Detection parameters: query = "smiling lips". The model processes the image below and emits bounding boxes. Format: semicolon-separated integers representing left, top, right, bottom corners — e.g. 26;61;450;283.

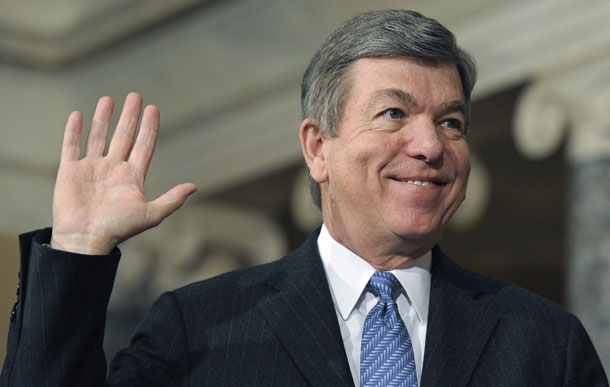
390;177;448;186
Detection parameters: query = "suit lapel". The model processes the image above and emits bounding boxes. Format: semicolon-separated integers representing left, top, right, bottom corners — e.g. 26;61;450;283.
421;247;499;387
256;231;354;387
256;236;500;387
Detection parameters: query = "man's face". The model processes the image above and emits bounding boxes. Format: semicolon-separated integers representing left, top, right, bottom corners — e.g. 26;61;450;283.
317;57;471;258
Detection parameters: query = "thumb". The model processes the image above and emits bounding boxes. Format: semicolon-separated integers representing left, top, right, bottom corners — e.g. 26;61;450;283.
146;183;198;227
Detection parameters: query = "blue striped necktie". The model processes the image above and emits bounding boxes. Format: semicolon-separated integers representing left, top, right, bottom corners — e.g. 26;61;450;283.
360;271;417;387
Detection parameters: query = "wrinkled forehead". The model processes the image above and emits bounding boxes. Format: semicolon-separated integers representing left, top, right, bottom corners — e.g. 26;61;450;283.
340;57;464;108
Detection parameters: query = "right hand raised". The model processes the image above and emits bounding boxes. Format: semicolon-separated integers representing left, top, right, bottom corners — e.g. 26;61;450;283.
51;92;198;255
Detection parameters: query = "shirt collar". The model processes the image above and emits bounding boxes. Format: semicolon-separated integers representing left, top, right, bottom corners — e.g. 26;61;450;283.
317;224;431;324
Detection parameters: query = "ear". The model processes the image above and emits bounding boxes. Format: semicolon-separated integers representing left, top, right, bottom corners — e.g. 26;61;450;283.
299;117;328;184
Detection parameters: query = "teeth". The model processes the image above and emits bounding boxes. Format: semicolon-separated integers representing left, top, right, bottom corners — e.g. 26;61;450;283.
407;180;431;186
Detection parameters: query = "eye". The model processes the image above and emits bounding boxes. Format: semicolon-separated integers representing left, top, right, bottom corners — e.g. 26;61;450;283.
382;108;404;120
441;118;464;132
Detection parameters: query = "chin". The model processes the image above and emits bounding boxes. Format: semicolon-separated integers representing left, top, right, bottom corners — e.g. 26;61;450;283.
390;224;442;243
386;212;446;242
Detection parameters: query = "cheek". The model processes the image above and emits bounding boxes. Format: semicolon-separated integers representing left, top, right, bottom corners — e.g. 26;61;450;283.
463;161;472;187
324;144;365;192
451;143;471;180
361;135;400;168
450;151;471;207
327;134;400;190
460;155;472;184
343;139;384;173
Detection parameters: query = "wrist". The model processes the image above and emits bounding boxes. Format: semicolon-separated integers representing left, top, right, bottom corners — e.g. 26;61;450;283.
50;231;115;255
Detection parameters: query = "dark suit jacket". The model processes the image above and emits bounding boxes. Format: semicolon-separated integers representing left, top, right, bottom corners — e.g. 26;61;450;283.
1;228;608;386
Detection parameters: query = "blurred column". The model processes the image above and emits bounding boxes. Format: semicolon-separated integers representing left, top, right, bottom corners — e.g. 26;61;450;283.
565;89;610;374
514;59;610;372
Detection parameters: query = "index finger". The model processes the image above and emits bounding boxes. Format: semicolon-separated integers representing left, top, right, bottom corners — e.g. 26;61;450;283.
61;111;83;163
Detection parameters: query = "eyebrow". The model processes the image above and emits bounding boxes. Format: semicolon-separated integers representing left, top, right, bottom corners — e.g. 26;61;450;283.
439;99;466;117
367;89;418;111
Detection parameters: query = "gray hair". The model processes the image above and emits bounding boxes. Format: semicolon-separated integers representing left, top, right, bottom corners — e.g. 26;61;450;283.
301;9;477;208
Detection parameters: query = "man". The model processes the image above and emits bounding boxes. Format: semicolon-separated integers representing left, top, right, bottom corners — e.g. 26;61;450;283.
1;9;607;387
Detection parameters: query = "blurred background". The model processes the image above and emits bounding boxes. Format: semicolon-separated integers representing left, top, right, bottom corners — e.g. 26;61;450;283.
0;0;608;372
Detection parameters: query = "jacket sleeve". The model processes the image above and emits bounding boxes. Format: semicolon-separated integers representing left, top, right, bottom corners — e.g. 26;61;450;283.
0;228;120;387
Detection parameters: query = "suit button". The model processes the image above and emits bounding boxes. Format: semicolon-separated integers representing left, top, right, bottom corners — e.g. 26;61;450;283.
10;303;17;322
11;270;20;321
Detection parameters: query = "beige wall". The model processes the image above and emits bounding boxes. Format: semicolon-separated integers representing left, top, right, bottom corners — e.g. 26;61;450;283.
0;233;19;364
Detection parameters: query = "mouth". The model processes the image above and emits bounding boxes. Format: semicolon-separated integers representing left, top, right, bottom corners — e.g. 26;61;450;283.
390;177;448;187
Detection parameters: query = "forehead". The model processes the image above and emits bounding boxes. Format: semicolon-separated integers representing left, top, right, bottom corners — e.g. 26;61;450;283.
343;57;464;108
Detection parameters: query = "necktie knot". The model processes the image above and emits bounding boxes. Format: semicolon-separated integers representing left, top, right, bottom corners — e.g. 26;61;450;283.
367;271;401;301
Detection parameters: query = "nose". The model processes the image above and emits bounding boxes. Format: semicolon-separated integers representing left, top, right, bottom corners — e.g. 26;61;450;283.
403;118;444;163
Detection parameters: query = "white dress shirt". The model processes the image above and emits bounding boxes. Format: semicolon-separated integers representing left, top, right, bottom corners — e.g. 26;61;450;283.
317;225;431;386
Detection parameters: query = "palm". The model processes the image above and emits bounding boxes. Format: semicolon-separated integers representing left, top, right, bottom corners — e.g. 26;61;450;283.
51;93;197;254
54;158;148;246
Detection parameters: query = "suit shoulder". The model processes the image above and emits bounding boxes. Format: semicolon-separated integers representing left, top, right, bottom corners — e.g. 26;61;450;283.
477;269;576;327
436;251;572;321
480;271;565;311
